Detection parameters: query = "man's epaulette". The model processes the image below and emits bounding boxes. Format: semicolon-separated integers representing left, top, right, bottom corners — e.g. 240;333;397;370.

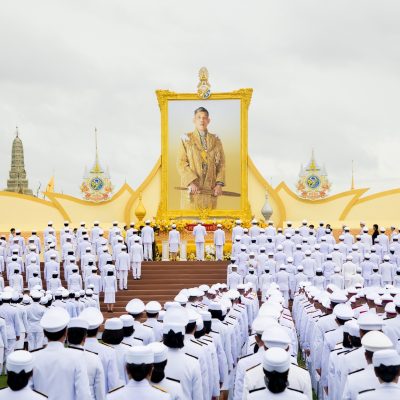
359;388;375;394
343;347;358;356
166;377;180;383
325;328;336;334
337;349;350;356
33;389;48;397
246;362;261;372
85;349;98;355
143;324;153;329
108;385;124;394
190;339;203;346
239;353;252;360
152;384;168;393
249;386;265;393
185;353;198;360
133;336;144;342
349;368;364;375
30;347;44;353
101;342;113;348
68;346;83;351
202;338;213;343
121;342;132;347
288;387;304;393
211;329;219;334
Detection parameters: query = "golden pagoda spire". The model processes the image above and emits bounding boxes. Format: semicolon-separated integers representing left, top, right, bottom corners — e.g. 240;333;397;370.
309;148;317;170
351;160;355;190
92;127;102;174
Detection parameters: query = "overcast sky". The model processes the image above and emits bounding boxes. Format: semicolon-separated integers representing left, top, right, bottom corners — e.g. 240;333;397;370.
1;0;399;197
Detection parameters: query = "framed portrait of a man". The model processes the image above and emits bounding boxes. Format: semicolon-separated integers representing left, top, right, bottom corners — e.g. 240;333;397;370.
156;88;252;219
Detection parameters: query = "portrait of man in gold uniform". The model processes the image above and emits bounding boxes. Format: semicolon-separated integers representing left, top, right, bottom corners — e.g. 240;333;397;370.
177;107;226;209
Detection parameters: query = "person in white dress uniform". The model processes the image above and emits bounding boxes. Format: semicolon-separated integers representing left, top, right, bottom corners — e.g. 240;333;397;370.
141;220;155;261
213;224;225;261
168;225;181;261
0;350;47;399
193;223;207;261
115;246;130;290
131;238;144;280
248;348;307;399
106;346;171;399
357;349;400;399
32;307;91;400
103;271;117;313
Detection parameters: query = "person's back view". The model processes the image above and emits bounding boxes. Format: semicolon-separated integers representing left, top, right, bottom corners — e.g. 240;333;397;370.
32;307;91;400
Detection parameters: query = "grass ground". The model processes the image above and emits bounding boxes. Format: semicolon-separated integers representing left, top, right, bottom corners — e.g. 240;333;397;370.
0;375;6;389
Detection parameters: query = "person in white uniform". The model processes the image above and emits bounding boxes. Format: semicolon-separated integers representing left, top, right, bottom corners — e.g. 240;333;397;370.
107;346;170;399
115;246;130;290
193;223;207;261
0;350;47;399
357;349;400;399
131;237;144;280
141;220;155;261
213;224;225;261
248;348;307;399
168;224;181;261
103;270;117;313
32;307;91;400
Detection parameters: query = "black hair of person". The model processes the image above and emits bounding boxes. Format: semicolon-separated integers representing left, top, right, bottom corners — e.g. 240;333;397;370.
123;326;134;338
194;107;209;116
203;321;212;334
7;370;32;391
185;322;196;334
146;312;158;319
151;360;167;383
67;327;87;345
87;327;99;337
102;329;124;345
126;363;153;382
194;328;205;339
263;369;289;394
163;331;184;349
374;364;400;383
343;332;352;348
349;335;362;348
209;309;224;321
44;328;67;341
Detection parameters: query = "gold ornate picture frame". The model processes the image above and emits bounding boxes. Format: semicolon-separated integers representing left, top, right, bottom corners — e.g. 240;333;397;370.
156;88;253;220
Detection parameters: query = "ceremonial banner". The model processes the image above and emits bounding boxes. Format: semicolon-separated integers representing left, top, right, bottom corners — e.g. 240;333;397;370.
156;88;252;219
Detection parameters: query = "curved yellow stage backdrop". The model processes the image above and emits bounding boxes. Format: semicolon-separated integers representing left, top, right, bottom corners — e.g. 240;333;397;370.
0;155;398;233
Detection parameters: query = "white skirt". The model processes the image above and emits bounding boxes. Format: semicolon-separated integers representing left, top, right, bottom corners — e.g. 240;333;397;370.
104;292;115;304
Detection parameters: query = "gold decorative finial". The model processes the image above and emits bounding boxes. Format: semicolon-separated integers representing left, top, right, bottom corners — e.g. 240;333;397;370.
135;193;146;223
15;126;19;138
93;127;101;174
309;149;317;170
197;67;211;99
351;160;355;190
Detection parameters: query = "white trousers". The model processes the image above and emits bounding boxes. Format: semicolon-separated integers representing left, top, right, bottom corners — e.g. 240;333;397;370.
6;339;16;358
28;331;44;351
196;242;205;261
215;245;224;260
15;332;26;350
132;262;142;278
143;243;152;260
119;270;128;289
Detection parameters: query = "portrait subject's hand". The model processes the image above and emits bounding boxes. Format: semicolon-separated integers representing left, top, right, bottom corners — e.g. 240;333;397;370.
189;182;200;194
213;184;223;196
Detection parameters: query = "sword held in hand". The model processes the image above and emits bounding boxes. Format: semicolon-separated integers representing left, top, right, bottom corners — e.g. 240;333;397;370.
174;186;241;197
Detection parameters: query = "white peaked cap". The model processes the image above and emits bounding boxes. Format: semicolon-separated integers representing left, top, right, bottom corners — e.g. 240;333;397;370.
68;318;89;330
262;326;291;349
145;301;162;313
361;331;393;352
40;307;70;332
79;307;104;329
104;318;123;330
262;347;290;373
148;342;168;363
120;314;134;327
125;346;154;364
373;349;400;367
126;298;145;314
6;350;34;373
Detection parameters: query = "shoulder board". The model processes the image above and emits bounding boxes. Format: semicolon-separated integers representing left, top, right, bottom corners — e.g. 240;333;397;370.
343;347;358;355
121;342;132;347
337;349;350;356
166;376;180;383
33;389;48;397
143;324;153;329
202;338;213;343
190;339;203;346
250;342;256;347
152;384;167;393
246;362;261;372
30;346;44;353
331;346;343;352
228;315;237;319
325;328;336;333
359;388;375;394
68;346;83;351
349;367;364;375
225;321;234;325
237;304;245;308
288;387;304;393
101;342;113;348
249;386;266;393
211;329;219;334
108;385;124;394
85;349;98;355
240;353;252;360
185;353;198;360
133;336;144;342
